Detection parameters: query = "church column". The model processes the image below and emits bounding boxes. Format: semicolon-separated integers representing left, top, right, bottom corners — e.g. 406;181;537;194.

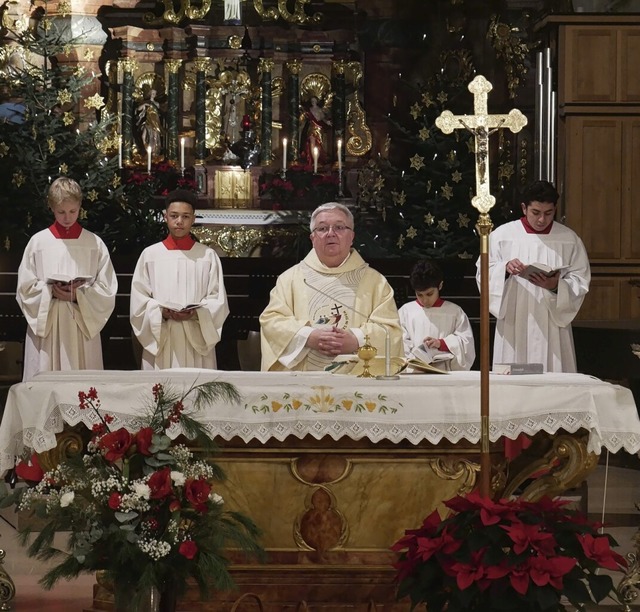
165;59;183;165
285;59;302;162
332;60;347;148
119;58;138;166
193;57;211;166
259;58;274;166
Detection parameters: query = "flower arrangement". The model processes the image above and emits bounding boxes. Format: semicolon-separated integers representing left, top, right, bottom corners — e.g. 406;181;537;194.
259;164;339;210
3;381;262;609
392;491;628;612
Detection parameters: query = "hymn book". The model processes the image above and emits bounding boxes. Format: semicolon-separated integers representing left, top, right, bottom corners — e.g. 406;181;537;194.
518;263;567;282
46;274;93;284
158;301;203;312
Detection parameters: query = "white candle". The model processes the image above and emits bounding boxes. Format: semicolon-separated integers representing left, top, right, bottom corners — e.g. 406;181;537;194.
337;138;342;173
282;137;287;171
118;135;122;169
313;146;319;174
180;137;185;170
147;145;152;174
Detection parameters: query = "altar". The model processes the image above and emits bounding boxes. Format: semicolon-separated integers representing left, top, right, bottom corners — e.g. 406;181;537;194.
2;370;640;611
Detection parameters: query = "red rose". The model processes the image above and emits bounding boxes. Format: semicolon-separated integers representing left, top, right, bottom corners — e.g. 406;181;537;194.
179;540;198;560
169;499;181;513
184;478;211;513
15;453;44;484
108;492;122;510
147;467;173;500
98;428;132;462
135;428;154;456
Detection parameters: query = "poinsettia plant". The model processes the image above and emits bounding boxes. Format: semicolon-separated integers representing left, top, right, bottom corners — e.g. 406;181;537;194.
259;163;339;210
2;381;263;608
392;491;627;612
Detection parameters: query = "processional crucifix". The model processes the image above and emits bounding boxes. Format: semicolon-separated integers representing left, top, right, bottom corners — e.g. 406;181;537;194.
435;75;527;498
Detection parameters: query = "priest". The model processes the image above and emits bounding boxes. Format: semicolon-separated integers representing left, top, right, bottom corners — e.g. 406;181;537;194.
477;180;590;372
260;202;403;372
16;177;117;381
130;189;229;369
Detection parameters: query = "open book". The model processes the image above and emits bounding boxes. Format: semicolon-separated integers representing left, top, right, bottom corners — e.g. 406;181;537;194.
326;353;448;376
158;301;203;312
46;274;93;284
518;263;567;281
412;344;454;365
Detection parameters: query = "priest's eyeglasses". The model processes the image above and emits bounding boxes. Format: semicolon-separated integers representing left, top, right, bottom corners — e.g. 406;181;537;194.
312;224;353;236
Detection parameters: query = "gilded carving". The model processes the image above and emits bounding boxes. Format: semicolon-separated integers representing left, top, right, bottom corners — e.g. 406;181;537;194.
119;58;138;74
0;550;15;609
430;458;479;495
258;58;275;74
345;61;372;157
165;59;182;75
228;35;242;50
253;0;322;24
37;429;86;473
286;60;302;76
192;226;301;257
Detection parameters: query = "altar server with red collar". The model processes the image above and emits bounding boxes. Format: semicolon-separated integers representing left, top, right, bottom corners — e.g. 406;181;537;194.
130;189;228;370
16;177;117;381
477;180;590;372
399;260;475;371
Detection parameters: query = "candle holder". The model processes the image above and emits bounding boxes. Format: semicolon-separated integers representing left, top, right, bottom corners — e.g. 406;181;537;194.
280;168;287;180
338;167;344;198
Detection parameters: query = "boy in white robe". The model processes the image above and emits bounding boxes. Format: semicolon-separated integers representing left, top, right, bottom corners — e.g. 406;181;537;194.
477;180;590;373
16;177;117;381
399;260;475;371
260;202;403;372
130;189;229;370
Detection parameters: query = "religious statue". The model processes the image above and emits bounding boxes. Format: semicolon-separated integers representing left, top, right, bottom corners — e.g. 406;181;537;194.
229;114;260;170
300;96;332;171
135;85;164;158
224;0;241;24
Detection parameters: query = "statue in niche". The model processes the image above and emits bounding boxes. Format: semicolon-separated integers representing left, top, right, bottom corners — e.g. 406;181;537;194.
299;72;333;171
224;0;241;24
135;84;164;158
230;114;260;170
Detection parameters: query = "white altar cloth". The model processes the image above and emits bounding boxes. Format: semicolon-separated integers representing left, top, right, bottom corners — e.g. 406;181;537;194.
1;369;639;474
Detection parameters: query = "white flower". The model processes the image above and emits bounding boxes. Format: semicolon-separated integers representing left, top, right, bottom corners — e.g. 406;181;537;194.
132;482;151;500
171;471;186;486
60;491;75;507
210;492;224;505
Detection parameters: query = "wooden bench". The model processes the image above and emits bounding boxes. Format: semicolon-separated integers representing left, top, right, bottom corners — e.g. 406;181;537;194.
0;254;484;374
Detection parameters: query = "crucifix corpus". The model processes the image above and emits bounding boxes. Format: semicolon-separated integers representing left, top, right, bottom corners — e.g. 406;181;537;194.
435;75;527;498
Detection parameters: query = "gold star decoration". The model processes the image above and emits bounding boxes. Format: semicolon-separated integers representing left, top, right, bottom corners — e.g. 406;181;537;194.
63;44;73;56
396;234;405;249
83;48;95;62
60;163;69;175
84;93;105;110
57;89;73;106
391;190;407;206
74;65;86;77
48;137;56;154
58;0;71;16
458;251;474;260
409;154;425;171
410;103;422;120
498;162;515;181
63;112;75;126
41;18;52;32
79;208;87;220
112;175;122;188
418;127;430;142
87;189;99;202
374;176;385;191
406;226;418;239
457;213;471;228
424;213;435;226
441;182;453;200
12;170;25;188
466;139;475;154
452;170;463;183
437;91;448;105
447;150;457;164
438;218;450;231
421;92;435;107
0;142;8;157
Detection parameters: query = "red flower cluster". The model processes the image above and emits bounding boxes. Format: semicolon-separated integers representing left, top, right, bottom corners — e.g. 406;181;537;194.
392;491;627;612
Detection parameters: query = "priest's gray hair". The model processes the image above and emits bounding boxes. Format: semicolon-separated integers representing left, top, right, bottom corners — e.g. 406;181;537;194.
47;177;82;208
310;202;354;231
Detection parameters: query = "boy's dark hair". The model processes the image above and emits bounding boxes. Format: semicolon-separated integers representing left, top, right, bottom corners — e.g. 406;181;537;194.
165;189;197;211
410;260;443;292
520;180;559;207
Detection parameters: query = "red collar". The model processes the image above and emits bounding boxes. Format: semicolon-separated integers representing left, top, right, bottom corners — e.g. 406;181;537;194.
49;222;82;239
520;216;553;235
162;235;196;250
417;297;444;308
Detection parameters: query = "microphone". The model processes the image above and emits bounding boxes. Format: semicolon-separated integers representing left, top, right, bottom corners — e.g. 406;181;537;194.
303;278;400;380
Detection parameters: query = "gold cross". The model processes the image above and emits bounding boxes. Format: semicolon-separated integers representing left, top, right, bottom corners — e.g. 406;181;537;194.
435;75;527;215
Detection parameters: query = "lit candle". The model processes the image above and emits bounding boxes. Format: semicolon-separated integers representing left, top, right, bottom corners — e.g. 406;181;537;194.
118;135;122;169
147;145;152;174
313;146;319;174
337;138;342;173
282;137;287;171
180;137;185;170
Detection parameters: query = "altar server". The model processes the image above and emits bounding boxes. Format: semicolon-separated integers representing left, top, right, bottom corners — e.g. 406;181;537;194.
260;202;403;372
130;189;228;370
399;260;475;371
477;180;590;372
16;177;117;381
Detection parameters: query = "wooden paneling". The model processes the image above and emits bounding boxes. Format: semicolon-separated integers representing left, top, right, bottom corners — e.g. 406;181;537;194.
622;118;640;260
619;29;640;102
576;277;620;321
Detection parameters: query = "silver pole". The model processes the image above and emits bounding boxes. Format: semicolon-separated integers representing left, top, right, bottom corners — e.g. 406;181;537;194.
535;51;544;180
550;90;557;185
544;48;553;182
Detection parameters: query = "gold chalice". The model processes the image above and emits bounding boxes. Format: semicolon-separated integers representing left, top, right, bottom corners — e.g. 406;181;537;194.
357;335;377;378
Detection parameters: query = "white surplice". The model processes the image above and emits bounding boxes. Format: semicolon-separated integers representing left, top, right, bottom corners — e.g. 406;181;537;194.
130;242;229;370
398;300;476;371
16;228;117;381
477;219;591;372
